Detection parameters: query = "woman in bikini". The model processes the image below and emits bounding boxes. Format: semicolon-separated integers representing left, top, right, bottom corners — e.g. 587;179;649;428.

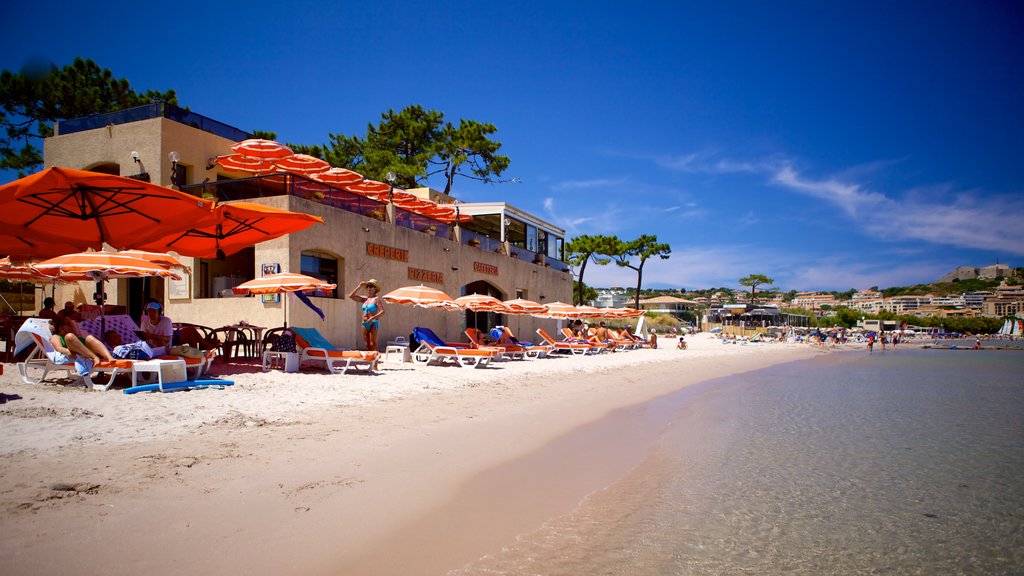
348;279;384;351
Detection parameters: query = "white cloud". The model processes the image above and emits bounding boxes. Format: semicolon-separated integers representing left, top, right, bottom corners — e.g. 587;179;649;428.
771;165;1024;255
549;177;629;191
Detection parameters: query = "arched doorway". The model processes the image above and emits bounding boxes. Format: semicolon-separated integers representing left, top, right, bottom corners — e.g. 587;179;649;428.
461;280;505;333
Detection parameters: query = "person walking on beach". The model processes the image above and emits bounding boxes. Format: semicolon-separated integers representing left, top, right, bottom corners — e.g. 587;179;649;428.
349;279;384;352
867;333;875;353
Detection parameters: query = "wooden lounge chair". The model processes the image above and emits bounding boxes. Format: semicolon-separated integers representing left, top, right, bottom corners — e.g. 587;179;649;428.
290;327;379;374
412;327;497;368
14;320;134;390
535;328;597;355
500;326;553;359
465;327;525;360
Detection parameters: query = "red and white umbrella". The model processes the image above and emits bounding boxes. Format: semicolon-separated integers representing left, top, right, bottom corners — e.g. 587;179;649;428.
502;298;548;315
232;272;336;295
215;154;278;174
382;285;460;310
314;167;364;186
343;180;391;194
454;294;510;313
273;154;331;176
118;250;189;273
32;252;181;282
231;139;294;160
232;272;337;327
533;301;585;319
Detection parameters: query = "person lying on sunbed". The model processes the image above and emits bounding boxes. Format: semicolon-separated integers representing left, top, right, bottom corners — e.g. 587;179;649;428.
49;317;115;375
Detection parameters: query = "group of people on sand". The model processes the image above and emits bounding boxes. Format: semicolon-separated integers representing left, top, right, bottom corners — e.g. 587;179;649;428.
566;319;657;350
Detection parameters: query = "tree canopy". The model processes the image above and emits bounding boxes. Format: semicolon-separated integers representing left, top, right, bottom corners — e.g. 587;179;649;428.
739;274;775;302
565;234;619;305
610;235;672;309
0;57;177;175
292;104;511;196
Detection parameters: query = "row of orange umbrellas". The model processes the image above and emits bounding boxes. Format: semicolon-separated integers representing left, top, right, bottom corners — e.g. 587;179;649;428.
379;285;643;319
216;138;471;226
0;167;323;261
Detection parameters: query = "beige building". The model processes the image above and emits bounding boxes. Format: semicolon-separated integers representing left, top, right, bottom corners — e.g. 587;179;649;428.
636;295;696;316
40;103;573;347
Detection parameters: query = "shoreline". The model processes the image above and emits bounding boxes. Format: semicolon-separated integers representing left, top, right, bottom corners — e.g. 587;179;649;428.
1;334;821;575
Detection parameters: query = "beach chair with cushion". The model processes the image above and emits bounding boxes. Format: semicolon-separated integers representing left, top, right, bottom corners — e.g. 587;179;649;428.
14;319;135;390
535;328;597;355
290;327;379;374
465;327;524;360
411;327;497;368
500;326;553;359
559;327;610;353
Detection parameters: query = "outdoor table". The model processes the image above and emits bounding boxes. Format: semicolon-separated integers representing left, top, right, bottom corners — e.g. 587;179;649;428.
228;323;266;357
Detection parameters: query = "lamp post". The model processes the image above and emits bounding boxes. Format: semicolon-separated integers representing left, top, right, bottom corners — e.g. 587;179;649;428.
168;151;181;188
386;171;396;204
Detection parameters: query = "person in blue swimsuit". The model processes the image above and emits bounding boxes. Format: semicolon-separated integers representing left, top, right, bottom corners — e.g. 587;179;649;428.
348;279;384;351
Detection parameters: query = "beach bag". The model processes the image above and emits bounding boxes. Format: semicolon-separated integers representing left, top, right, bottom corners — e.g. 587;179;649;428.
269;332;296;353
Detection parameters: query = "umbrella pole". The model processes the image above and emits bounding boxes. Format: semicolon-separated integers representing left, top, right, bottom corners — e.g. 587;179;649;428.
283;292;288;328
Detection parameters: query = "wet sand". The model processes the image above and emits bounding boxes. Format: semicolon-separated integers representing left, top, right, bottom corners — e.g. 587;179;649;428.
0;334;821;575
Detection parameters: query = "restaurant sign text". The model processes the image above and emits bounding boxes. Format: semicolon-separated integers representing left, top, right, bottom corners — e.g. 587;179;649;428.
408;267;444;284
367;242;409;262
473;262;499;276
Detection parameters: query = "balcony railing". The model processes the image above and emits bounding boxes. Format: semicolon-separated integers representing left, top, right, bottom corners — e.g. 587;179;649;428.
57;102;251;142
394;207;451;239
462;229;501;253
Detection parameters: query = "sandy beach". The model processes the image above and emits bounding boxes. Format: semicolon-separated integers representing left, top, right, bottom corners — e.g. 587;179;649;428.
0;334;821;575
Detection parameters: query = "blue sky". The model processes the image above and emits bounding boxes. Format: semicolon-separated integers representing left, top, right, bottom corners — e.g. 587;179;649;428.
4;1;1022;292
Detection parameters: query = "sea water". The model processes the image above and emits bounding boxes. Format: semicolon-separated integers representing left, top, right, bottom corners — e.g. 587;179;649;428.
454;349;1024;575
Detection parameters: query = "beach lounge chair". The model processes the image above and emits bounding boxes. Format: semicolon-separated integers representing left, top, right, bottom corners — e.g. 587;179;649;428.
14;319;135;390
586;328;635;351
411;327;497;368
465;327;524;360
290;327;379;374
559;327;610;353
535;328;597;355
500;326;553;359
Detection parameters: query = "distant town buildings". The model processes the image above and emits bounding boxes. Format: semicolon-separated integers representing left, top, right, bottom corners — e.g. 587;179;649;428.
788;283;1023;319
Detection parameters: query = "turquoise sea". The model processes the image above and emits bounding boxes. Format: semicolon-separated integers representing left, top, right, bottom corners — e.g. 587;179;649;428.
454;349;1024;575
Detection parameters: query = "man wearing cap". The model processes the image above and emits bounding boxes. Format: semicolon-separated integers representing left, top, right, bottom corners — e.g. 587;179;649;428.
140;301;173;355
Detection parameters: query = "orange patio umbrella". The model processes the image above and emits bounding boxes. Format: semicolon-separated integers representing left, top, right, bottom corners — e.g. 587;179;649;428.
0;167;214;253
0;234;89;261
313;167;364;186
231;272;337;327
215;154;278;174
136;201;323;259
382;285;461;310
273;154;330;176
231;139;294;159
